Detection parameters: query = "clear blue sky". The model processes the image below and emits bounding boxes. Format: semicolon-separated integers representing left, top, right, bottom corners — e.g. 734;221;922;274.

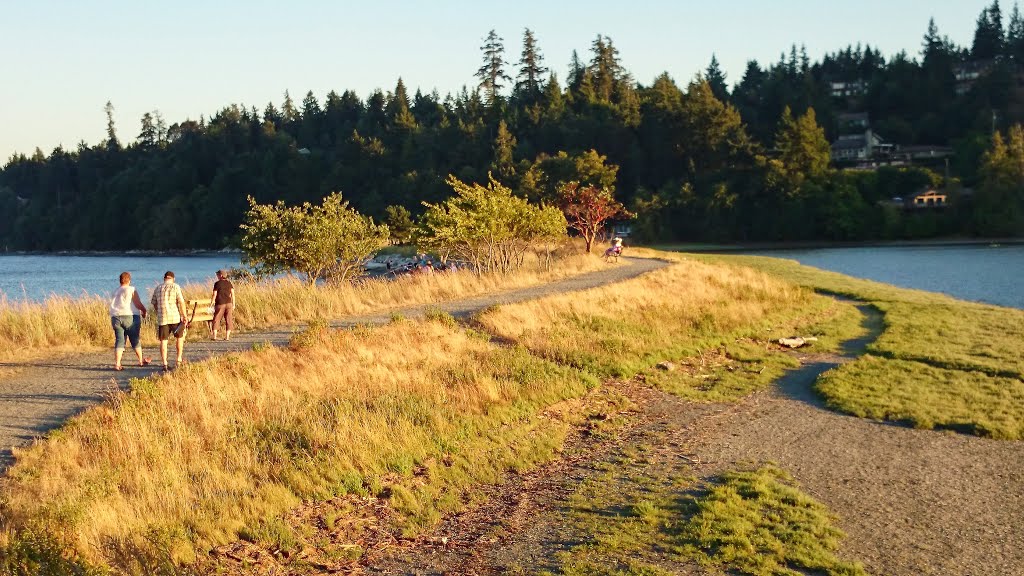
0;0;993;161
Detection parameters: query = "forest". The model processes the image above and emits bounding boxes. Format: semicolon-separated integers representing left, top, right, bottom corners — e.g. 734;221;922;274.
1;1;1023;250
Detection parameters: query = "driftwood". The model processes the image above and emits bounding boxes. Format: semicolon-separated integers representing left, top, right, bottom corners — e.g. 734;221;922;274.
778;336;819;349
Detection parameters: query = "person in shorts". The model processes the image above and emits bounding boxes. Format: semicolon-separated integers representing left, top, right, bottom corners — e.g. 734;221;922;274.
150;270;187;371
210;269;235;341
109;271;151;370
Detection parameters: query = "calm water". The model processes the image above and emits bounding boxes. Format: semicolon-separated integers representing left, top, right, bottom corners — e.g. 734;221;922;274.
1;246;1021;309
745;244;1024;309
0;254;242;303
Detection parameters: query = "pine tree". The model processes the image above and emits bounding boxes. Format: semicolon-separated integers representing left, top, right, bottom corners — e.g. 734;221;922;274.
705;54;729;101
491;119;516;179
138;112;157;148
263;102;281;126
281;91;299;124
154;110;168;145
588;35;624;102
567;50;585;91
386;78;417;130
104;101;120;150
973;1;1006;59
476;29;511;107
1007;2;1024;60
773;106;831;191
514;28;548;103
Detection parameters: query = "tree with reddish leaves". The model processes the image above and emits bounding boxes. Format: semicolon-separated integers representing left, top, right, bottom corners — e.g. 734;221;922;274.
558;181;631;253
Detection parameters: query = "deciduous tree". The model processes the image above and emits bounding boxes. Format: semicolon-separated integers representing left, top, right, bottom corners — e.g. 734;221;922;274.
240;192;389;284
419;174;566;272
557;181;631;252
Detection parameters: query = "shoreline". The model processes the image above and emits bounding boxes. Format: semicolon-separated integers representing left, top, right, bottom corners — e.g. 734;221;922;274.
653;237;1024;253
0;248;241;257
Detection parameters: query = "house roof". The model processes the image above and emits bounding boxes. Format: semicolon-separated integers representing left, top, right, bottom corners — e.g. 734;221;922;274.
909;188;948;198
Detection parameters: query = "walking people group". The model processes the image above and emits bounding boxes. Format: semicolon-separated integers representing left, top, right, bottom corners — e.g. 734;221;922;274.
108;269;237;372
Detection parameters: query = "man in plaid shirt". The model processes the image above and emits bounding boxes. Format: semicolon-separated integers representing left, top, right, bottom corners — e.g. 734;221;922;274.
150;270;187;371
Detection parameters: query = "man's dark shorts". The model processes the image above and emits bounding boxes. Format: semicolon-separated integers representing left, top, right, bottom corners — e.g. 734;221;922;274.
157;323;185;340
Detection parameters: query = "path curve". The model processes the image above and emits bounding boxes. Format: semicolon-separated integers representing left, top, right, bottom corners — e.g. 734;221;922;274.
362;302;1024;576
0;257;668;472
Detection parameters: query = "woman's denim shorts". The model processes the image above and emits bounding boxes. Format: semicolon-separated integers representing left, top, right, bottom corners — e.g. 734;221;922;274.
111;315;142;350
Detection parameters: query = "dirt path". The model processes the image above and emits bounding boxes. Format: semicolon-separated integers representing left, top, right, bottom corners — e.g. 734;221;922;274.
0;257;667;472
364;305;1024;576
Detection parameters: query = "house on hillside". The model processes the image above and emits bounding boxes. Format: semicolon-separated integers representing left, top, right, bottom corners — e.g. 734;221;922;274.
830;80;867;98
892;145;954;162
908;188;948;208
831;130;893;162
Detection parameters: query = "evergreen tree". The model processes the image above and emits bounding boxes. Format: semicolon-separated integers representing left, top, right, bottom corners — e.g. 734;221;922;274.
491;119;517;179
772;106;832;192
263;102;282;126
705;54;729;101
567;50;585;91
1007;2;1024;60
281;91;299;124
104;101;119;150
514;28;548;103
476;29;511;107
138;112;157;148
386;78;417;130
973;1;1006;59
154;110;168;145
588;35;624;102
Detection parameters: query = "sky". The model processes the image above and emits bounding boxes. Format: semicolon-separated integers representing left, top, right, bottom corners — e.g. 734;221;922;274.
0;0;995;161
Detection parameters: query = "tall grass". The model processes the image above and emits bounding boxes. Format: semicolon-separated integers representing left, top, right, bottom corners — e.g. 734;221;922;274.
1;319;596;573
476;250;863;386
0;252;856;574
0;251;605;368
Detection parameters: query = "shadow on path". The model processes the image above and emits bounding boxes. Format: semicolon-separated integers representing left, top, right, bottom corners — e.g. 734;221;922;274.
775;303;884;409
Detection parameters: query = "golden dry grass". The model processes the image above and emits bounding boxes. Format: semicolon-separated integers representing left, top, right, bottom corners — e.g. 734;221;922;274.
1;319;595;572
0;252;855;574
0;251;605;369
475;251;858;380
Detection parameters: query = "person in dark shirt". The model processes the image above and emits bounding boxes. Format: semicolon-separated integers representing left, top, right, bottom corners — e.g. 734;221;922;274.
210;269;236;341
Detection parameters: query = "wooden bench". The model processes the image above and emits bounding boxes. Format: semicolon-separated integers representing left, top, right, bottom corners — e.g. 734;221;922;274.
185;299;215;326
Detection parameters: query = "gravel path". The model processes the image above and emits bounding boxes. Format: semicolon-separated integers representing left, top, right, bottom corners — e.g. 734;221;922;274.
0;257;667;472
365;305;1024;576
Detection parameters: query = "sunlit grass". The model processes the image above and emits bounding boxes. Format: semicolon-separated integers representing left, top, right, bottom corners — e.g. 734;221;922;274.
700;254;1024;439
477;250;864;398
0;318;596;573
547;464;866;576
0;250;605;369
0;251;868;574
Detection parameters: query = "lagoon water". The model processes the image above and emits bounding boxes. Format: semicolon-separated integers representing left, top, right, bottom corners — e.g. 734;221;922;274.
745;243;1024;309
1;245;1021;309
0;254;242;304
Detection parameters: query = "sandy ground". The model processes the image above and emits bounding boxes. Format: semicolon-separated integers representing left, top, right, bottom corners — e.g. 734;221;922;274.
0;257;667;472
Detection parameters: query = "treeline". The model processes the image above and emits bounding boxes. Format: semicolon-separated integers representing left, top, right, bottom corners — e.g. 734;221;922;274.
2;2;1024;250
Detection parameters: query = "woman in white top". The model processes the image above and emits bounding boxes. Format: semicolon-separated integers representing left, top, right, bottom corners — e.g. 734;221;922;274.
110;271;151;370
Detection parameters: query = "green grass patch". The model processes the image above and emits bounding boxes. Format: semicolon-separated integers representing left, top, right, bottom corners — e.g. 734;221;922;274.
818;355;1024;439
698;254;1024;439
644;340;801;402
550;464;866;576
